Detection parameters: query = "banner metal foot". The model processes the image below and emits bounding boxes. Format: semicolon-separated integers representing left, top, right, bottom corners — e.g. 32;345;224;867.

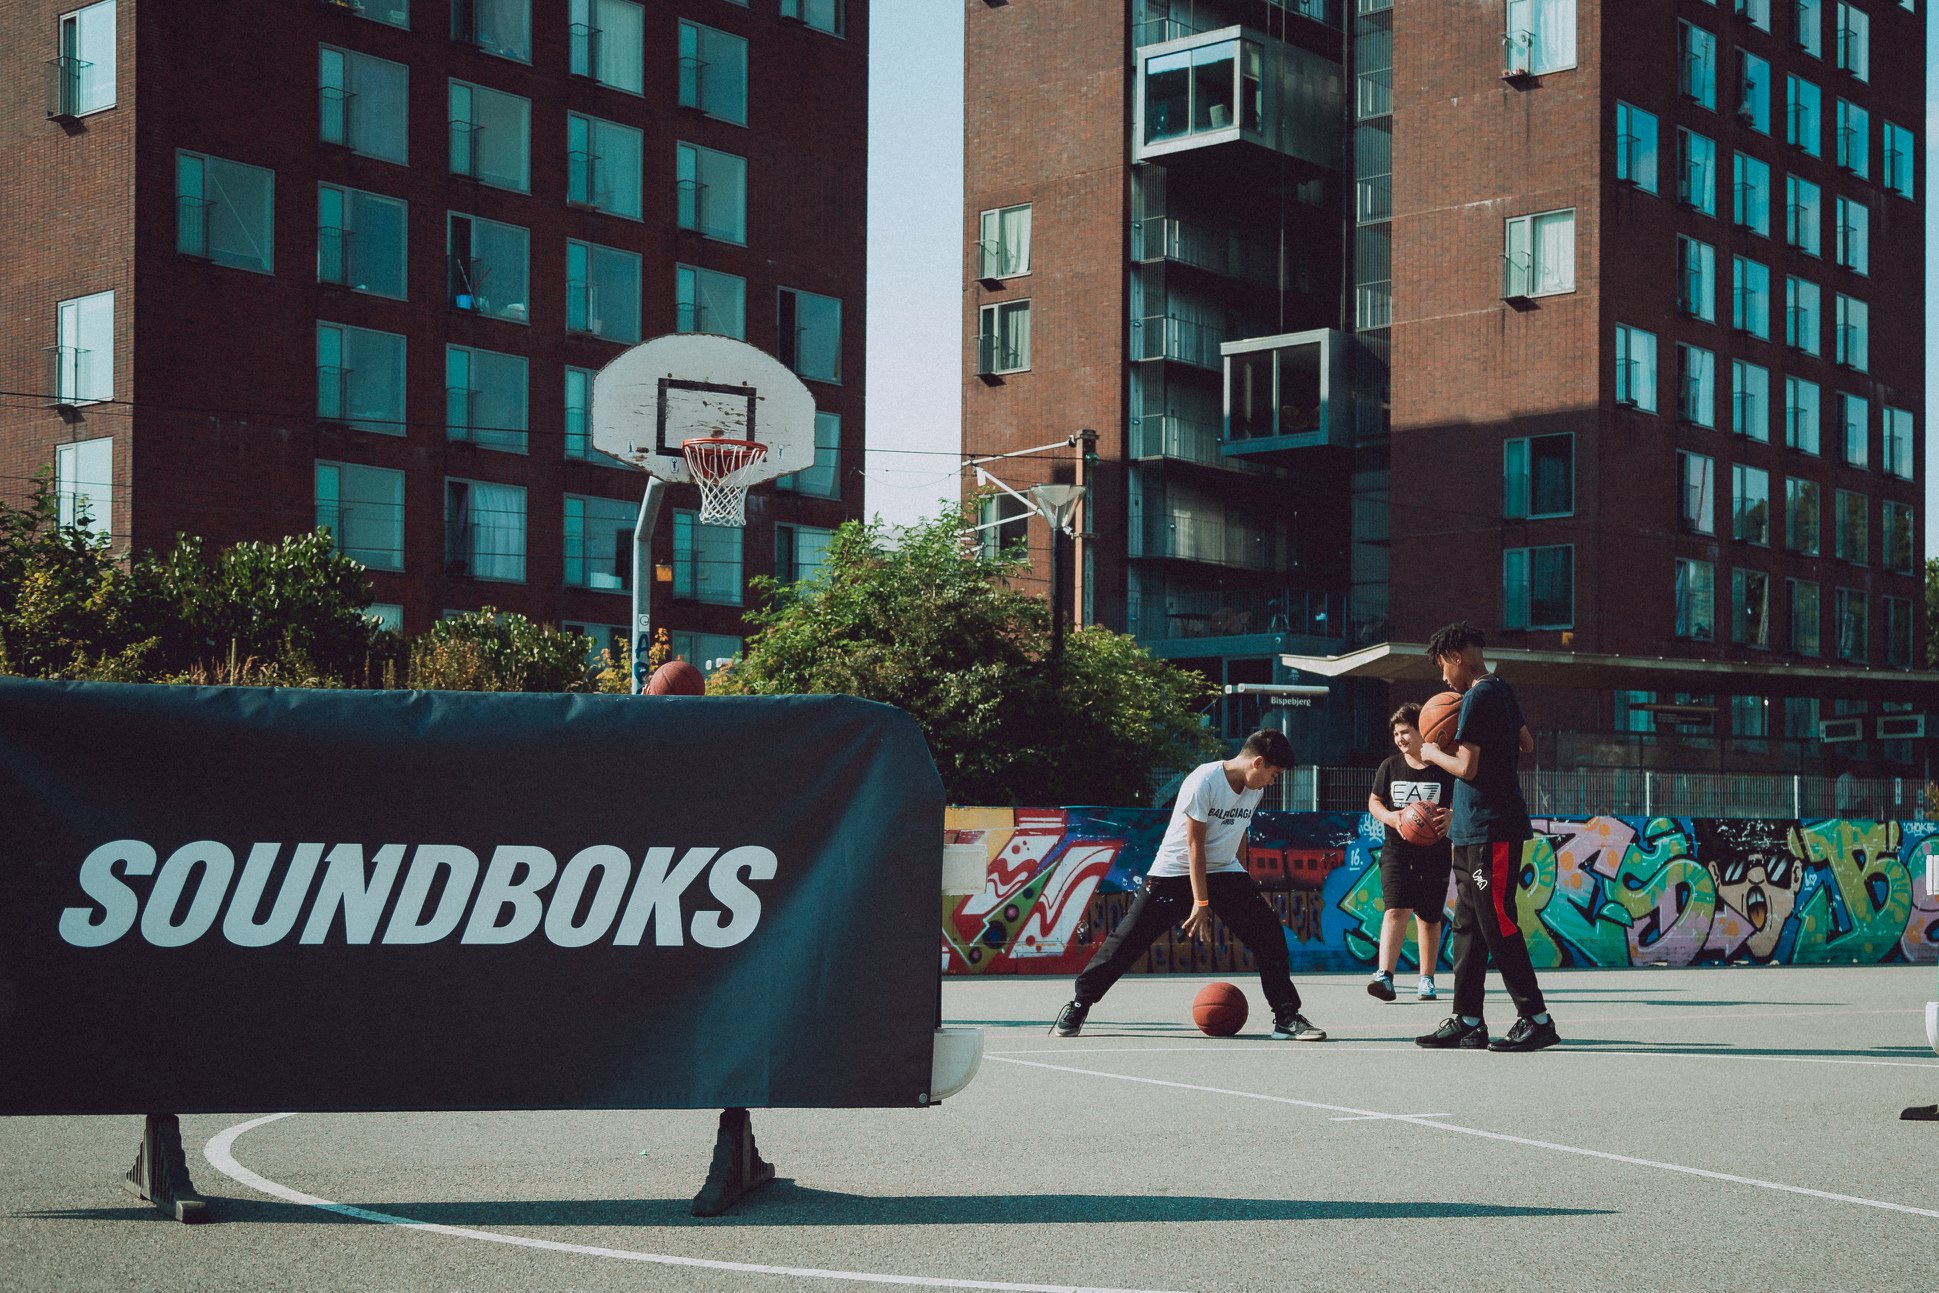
690;1107;775;1217
121;1114;211;1223
1901;1104;1939;1121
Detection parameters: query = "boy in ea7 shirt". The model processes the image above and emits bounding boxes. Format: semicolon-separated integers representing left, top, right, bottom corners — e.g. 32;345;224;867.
1053;729;1327;1041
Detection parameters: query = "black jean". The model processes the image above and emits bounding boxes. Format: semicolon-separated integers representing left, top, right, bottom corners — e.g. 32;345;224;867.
1449;840;1548;1021
1073;871;1300;1016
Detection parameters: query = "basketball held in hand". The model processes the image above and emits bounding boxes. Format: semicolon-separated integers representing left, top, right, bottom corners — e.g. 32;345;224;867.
1397;799;1449;847
1191;982;1248;1037
1418;690;1462;748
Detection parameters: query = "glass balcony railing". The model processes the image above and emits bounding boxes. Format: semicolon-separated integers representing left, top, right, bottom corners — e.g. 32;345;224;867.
1132;216;1278;286
1133;315;1226;370
1132;511;1291;572
1131;414;1226;467
1131;585;1347;643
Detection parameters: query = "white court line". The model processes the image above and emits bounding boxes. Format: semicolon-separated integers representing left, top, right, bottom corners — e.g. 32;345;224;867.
989;1044;1939;1070
987;1056;1939;1221
202;1114;1186;1293
1329;1113;1447;1122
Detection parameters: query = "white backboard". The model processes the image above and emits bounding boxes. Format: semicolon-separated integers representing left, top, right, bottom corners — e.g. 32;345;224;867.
591;333;818;485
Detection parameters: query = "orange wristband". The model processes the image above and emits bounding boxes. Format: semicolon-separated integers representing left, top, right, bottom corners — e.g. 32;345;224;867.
1195;899;1210;907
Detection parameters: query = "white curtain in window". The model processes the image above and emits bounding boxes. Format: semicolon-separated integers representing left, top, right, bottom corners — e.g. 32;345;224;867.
68;1;116;112
999;206;1032;276
1529;0;1576;72
597;0;646;92
348;54;409;163
1533;211;1573;294
1001;302;1032;370
474;0;532;59
468;482;525;581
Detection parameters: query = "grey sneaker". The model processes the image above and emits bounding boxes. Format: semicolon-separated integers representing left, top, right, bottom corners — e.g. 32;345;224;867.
1270;1011;1327;1041
1051;1000;1089;1037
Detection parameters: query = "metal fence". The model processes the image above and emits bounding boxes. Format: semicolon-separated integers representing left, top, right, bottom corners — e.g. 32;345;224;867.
1263;766;1935;820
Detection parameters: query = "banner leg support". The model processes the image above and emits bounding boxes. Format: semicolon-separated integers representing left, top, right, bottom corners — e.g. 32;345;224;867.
121;1114;211;1223
690;1107;775;1217
1901;1104;1939;1121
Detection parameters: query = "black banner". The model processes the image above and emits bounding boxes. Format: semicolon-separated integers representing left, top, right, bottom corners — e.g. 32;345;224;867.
0;679;943;1115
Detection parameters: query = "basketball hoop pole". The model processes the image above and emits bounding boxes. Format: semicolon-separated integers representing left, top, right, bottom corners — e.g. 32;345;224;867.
629;477;669;694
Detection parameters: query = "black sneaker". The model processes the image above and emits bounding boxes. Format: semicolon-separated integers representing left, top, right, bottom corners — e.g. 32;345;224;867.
1269;1011;1327;1041
1051;1000;1089;1037
1488;1016;1560;1052
1366;974;1397;1002
1415;1016;1489;1049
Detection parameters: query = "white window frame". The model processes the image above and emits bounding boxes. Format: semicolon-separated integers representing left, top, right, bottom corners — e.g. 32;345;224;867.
1504;208;1575;298
315;460;405;572
56;2;116;117
55;435;112;539
1505;0;1578;76
979;204;1034;280
978;300;1033;375
54;290;113;405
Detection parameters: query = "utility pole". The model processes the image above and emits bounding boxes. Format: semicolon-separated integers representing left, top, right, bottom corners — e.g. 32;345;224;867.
1073;428;1097;628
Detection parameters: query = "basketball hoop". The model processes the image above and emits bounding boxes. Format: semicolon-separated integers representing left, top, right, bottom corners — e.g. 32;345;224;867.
683;437;769;527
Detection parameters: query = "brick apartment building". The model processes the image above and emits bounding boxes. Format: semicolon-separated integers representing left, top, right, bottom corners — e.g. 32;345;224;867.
1;0;866;669
964;0;1932;775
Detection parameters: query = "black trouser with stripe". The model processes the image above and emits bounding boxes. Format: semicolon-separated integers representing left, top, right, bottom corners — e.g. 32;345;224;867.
1449;840;1548;1021
1073;872;1300;1016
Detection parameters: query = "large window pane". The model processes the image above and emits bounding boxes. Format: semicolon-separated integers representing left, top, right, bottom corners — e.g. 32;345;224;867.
680;21;748;124
566;240;642;343
454;0;531;62
564;494;636;591
567;113;643;220
776;411;840;498
316;461;405;571
447;212;530;324
677;142;747;244
55;290;113;404
55;435;112;538
449;80;530;193
781;0;843;36
779;288;841;383
58;1;116;115
445;478;526;581
176;151;274;274
446;345;528;452
673;510;743;605
318;184;407;298
675;264;746;338
571;0;645;93
320;46;409;164
317;322;406;434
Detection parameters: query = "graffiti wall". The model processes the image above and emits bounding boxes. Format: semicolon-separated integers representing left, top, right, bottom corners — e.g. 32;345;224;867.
942;809;1939;975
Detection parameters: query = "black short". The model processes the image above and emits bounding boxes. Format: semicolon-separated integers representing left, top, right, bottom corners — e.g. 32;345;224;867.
1379;844;1452;914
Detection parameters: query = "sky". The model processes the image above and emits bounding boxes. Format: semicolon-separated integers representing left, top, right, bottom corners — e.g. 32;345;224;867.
864;7;1938;557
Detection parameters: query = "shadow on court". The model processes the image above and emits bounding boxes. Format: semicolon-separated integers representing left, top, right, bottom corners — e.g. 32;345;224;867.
18;1191;1614;1228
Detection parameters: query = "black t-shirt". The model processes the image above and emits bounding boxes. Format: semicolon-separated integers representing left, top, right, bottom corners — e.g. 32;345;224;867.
1372;754;1455;865
1449;674;1531;845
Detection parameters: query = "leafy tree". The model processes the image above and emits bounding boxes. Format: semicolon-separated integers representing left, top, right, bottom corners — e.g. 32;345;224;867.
1926;558;1938;670
0;479;150;680
127;530;390;682
711;511;1217;804
409;609;604;693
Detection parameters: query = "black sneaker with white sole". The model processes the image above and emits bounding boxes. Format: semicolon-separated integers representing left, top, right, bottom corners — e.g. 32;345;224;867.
1487;1016;1561;1052
1415;1016;1489;1049
1366;973;1397;1002
1051;1000;1090;1037
1269;1011;1327;1041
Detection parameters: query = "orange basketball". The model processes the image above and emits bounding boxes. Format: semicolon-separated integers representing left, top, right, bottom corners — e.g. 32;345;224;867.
1418;690;1463;748
1191;982;1248;1037
645;660;706;695
1397;799;1448;847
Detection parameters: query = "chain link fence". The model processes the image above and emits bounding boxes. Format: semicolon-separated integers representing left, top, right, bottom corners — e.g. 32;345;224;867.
1263;766;1935;820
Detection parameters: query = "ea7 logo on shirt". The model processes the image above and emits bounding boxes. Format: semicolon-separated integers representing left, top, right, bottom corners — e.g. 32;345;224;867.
1471;867;1489;891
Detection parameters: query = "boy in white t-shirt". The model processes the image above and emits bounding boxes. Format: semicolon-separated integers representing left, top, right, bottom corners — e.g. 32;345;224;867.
1052;730;1327;1041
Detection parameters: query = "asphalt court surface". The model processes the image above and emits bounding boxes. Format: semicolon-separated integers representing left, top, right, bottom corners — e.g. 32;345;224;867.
4;965;1937;1292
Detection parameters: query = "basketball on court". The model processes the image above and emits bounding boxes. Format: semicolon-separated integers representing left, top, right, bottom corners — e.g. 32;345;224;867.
645;660;706;696
1397;799;1448;847
1191;982;1248;1037
1418;690;1462;747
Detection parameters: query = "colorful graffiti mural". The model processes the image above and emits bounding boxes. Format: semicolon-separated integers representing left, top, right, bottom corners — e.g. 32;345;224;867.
943;809;1939;975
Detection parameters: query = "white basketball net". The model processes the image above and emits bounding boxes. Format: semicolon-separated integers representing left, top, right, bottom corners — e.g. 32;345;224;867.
683;438;769;527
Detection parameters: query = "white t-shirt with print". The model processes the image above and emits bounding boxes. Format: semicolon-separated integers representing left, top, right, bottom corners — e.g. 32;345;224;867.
1147;760;1259;879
